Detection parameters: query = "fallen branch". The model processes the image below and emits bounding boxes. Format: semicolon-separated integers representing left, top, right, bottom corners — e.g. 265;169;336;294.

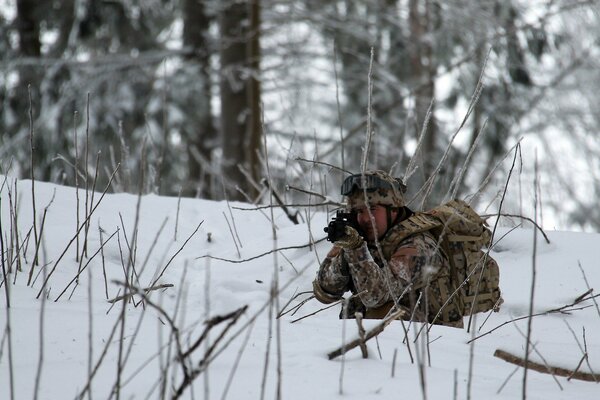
327;307;407;360
494;349;600;382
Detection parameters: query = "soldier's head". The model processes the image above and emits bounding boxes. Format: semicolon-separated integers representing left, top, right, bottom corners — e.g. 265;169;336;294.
341;170;406;241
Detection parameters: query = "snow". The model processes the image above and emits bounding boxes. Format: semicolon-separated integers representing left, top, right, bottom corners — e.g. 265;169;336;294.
1;177;599;400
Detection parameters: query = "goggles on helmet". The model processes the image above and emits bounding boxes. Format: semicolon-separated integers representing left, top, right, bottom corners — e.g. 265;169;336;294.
340;173;401;196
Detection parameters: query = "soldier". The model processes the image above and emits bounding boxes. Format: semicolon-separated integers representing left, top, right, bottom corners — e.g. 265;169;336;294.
313;170;465;328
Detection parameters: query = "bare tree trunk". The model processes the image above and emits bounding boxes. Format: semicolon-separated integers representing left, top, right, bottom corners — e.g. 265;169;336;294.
247;0;262;194
15;0;43;179
183;0;216;198
409;0;438;206
219;0;262;201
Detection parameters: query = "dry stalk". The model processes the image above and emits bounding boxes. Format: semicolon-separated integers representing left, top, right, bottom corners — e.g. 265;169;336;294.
467;139;523;203
220;319;256;400
138;216;169;278
413;322;428;400
86;257;93;400
361;47;375;171
83;93;91;258
117;121;131;192
403;100;434;185
564;321;597;382
512;321;563;390
285;184;328;202
466;142;522;332
481;213;550;244
497;346;533;395
277;291;313;319
568;328;589;381
33;280;47;400
328;307;407;360
333;40;345;171
77;307;122;400
28;85;39;267
114;259;128;400
222;212;241;259
261;178;299;225
54;229;119;301
0;197;15;400
233;200;341;211
199;239;325;265
74;110;80;263
8;180;22;274
576;261;600;319
28;189;55;286
171;306;248;399
36;164;120;299
174;187;182;241
391;348;398;377
468;290;600;343
522;152;540;399
294;158;351;176
355;312;368;358
118;213;142;291
150;220;203;287
98;223;109;299
261;107;283;400
447;118;487;201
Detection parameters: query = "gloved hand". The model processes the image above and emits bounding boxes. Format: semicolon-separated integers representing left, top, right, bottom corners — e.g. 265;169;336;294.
334;226;364;249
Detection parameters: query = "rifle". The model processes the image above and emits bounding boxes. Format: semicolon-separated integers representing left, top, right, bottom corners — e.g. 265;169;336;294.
324;210;361;242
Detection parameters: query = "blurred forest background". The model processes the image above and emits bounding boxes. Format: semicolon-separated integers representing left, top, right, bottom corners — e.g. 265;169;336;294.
1;0;599;230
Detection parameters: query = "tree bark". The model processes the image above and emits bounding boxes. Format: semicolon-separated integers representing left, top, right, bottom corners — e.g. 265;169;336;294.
247;0;262;193
219;0;262;201
183;0;216;198
409;0;438;203
494;349;600;383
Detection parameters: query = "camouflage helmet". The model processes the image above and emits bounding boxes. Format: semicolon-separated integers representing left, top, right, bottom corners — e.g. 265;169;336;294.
342;170;405;209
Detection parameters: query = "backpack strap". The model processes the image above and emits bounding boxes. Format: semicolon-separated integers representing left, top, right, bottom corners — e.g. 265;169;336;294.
380;213;442;260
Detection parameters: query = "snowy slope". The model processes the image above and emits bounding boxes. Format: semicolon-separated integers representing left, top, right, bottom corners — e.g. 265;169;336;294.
1;177;599;400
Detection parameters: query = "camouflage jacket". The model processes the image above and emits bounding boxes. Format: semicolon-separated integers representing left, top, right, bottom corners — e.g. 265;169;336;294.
313;224;464;327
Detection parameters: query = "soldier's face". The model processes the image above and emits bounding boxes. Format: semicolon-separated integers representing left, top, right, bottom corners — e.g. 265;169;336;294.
355;205;392;241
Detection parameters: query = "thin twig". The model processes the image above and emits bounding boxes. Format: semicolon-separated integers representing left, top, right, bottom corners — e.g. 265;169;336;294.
294;158;351;176
355;312;368;358
54;229;119;301
36;164;120;299
28;85;39;267
468;290;600;343
150;221;204;287
522;152;540;399
328;307;407;360
0;197;15;400
222;212;241;259
576;261;600;319
482;212;550;244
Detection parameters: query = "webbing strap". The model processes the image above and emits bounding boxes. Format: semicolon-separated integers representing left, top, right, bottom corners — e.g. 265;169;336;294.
436;277;451;323
447;234;483;242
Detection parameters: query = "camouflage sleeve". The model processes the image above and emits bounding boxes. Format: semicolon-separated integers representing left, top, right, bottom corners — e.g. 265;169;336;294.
342;232;447;309
388;233;445;291
343;242;400;308
313;246;351;304
389;232;464;325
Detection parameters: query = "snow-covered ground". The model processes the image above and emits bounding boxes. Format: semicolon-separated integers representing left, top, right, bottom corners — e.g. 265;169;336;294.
1;177;599;399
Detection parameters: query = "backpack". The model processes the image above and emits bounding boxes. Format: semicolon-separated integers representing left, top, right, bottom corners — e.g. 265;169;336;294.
383;199;502;317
